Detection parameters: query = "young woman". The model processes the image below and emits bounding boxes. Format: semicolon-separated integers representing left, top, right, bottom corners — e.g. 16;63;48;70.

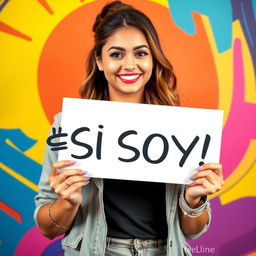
34;1;224;255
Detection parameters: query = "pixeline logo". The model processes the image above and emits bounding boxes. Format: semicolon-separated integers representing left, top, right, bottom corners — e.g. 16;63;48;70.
190;245;215;254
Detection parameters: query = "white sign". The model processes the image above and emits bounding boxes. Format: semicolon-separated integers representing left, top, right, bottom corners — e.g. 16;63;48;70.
56;98;223;184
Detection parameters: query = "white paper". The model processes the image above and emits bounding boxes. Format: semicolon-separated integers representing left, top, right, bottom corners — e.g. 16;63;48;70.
56;98;223;184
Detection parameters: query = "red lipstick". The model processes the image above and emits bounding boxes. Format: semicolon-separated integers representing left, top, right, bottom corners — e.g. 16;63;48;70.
117;73;142;84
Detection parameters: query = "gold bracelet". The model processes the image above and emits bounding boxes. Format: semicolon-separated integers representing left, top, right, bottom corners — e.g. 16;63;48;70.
48;201;67;229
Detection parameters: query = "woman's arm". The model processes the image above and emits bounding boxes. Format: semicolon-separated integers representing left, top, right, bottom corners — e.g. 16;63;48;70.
36;160;90;239
179;163;223;236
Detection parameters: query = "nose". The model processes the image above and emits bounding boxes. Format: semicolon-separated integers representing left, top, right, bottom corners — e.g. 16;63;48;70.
123;55;136;71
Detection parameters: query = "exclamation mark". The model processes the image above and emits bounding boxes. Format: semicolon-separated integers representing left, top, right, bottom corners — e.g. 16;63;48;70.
199;134;211;166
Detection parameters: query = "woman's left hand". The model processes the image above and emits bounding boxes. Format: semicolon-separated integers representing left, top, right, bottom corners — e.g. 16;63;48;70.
185;163;224;207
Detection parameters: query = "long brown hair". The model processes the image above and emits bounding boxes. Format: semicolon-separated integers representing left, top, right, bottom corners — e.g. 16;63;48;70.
80;1;179;106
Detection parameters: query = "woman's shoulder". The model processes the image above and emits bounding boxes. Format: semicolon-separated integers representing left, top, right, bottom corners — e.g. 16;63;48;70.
51;112;62;128
54;112;62;122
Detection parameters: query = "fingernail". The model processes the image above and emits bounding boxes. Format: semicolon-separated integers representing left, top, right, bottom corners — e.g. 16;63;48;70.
189;181;196;186
70;160;76;164
81;170;87;174
197;166;203;171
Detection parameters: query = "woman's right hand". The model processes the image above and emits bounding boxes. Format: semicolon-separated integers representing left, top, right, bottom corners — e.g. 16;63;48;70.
49;160;90;206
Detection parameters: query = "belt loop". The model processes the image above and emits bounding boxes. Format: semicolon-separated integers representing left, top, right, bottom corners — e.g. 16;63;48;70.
106;237;110;247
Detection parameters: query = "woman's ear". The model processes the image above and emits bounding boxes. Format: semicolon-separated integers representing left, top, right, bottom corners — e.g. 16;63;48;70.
95;54;103;71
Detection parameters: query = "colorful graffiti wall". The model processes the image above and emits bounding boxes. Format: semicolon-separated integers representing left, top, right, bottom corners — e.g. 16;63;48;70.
0;0;256;255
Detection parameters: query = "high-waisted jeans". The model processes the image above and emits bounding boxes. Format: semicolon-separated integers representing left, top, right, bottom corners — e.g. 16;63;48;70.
105;237;167;256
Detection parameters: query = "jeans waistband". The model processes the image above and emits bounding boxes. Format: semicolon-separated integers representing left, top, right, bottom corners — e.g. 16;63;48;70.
106;237;167;249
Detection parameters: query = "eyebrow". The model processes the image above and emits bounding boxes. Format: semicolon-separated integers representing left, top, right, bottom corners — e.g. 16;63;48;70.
107;45;149;52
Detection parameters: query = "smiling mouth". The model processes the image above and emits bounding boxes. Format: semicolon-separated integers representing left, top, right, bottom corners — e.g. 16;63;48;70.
117;73;142;84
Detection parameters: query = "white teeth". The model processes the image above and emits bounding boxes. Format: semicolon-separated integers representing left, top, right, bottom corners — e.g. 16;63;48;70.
119;75;140;80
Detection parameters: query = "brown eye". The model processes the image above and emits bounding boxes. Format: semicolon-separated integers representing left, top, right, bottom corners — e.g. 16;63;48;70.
136;51;148;57
110;52;123;58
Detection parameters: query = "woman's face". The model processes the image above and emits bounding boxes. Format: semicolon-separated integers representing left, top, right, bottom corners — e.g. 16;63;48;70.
96;26;153;103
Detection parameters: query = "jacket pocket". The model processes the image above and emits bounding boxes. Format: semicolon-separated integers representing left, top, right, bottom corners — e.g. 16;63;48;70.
62;234;83;256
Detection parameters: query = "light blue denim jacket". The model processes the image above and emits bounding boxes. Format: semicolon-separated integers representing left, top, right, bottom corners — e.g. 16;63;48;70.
34;114;211;256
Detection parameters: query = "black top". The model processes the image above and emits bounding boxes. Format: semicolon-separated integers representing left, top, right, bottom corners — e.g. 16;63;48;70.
103;179;168;239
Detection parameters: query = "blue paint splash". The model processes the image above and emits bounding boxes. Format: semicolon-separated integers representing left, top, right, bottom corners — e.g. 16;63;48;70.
0;129;41;256
167;0;233;53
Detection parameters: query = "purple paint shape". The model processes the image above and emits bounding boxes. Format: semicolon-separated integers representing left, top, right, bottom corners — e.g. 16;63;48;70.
42;239;64;256
0;0;10;12
232;0;256;69
188;196;256;255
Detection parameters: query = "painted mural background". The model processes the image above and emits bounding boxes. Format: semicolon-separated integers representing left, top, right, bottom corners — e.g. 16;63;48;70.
0;0;255;255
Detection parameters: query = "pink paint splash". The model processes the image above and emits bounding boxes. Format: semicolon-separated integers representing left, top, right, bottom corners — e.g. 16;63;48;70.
14;226;62;256
220;38;256;178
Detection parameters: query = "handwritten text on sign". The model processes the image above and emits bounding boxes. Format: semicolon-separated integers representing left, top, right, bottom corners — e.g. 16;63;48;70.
50;98;223;184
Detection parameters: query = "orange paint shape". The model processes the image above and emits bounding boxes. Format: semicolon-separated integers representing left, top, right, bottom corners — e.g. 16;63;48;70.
162;12;219;109
0;201;22;223
38;0;54;15
0;21;32;41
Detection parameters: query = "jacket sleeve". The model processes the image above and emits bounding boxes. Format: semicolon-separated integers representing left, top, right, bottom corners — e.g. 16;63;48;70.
179;185;212;240
33;113;61;226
